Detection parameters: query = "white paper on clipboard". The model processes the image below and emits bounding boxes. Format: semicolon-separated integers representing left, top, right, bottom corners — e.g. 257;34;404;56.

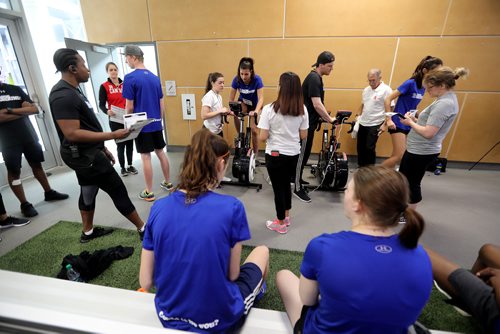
109;105;126;124
116;112;155;143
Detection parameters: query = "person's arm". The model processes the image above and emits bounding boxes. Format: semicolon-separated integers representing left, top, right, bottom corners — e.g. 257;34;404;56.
477;267;500;306
384;90;401;130
139;248;155;291
201;105;228;120
251;88;264;116
299;275;319;306
229;87;237;103
98;85;109;114
312;97;334;123
401;114;440;139
56;119;128;142
159;97;165;118
125;99;134;114
228;242;243;281
0;101;38;122
258;128;269;142
299;129;308;140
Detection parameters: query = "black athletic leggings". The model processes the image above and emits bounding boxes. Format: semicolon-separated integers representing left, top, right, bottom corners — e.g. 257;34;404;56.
110;121;134;168
399;151;439;204
266;153;298;220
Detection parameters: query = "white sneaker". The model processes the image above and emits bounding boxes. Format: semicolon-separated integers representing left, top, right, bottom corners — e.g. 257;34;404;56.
222;176;232;182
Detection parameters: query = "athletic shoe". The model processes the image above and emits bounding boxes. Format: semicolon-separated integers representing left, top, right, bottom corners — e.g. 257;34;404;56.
266;219;288;234
0;216;31;229
139;189;155;202
127;166;138;175
44;190;69;201
222;176;232;182
138;228;145;241
293;188;311;203
398;215;406;224
120;167;129;177
255;281;267;302
284;216;291;227
160;181;174;191
433;280;471;317
80;226;114;243
299;179;310;185
21;202;38;217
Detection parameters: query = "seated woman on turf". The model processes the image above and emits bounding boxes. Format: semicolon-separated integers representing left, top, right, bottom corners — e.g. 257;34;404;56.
139;128;269;333
276;166;433;333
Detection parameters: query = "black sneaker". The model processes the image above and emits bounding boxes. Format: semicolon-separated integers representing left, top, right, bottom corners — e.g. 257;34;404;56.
294;188;311;203
21;202;38;217
127;166;138;175
299;179;310;185
138;229;145;241
44;190;69;201
80;226;114;243
121;167;129;177
0;216;31;229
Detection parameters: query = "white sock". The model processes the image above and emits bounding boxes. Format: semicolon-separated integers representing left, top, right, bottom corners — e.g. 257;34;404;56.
84;228;94;235
139;225;145;232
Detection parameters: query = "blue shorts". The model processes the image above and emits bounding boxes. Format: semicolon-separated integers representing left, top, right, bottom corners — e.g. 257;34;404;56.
2;142;44;171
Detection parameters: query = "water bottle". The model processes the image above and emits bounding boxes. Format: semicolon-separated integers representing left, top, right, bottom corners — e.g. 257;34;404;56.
66;264;83;282
434;162;442;175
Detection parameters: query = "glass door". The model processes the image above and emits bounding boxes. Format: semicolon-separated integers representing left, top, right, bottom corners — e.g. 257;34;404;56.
0;17;58;187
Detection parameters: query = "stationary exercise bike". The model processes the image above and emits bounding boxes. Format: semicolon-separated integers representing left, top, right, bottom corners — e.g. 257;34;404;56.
310;110;354;191
219;102;262;191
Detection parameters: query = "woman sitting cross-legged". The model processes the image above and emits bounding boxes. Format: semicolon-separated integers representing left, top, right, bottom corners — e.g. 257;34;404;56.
276;166;433;333
139;128;269;333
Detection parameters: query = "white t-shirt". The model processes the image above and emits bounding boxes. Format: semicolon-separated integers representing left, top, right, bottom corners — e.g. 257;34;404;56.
359;81;393;127
257;103;309;156
201;90;223;134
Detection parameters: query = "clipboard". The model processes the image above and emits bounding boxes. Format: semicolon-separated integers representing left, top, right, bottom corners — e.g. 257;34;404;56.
116;112;155;143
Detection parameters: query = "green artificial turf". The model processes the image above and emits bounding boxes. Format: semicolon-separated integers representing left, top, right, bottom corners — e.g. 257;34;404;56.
0;221;482;333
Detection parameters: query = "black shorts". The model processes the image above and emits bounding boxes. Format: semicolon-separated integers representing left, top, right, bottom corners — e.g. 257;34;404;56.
449;268;500;331
135;131;166;153
2;142;44;171
293;305;311;334
388;127;410;135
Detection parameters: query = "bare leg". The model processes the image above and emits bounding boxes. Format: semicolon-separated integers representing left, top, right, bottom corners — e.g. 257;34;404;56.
29;162;51;192
125;210;145;230
251;121;259;155
7;170;27;204
243;245;269;281
140;152;153;192
155;149;170;182
424;246;460;296
471;244;500;274
80;210;94;233
276;269;303;327
381;132;406;169
233;117;241;134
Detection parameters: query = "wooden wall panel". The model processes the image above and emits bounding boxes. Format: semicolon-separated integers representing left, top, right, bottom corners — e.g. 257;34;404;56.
149;0;284;40
80;0;151;43
391;37;500;92
447;93;500;163
285;0;449;37
443;0;500;36
158;41;247;88
250;38;397;89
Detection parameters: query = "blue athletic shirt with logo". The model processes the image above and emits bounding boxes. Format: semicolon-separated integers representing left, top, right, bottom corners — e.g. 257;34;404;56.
231;75;264;110
392;79;425;131
122;69;163;132
300;231;432;334
143;190;251;333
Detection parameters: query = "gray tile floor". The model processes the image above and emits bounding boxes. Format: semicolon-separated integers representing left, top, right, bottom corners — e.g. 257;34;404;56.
1;150;499;269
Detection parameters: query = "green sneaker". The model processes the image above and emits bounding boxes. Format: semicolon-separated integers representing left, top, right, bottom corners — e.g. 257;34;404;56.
160;181;174;191
139;189;155;202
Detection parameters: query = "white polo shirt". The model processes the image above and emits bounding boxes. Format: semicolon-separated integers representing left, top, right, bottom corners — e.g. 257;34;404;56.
359;81;393;127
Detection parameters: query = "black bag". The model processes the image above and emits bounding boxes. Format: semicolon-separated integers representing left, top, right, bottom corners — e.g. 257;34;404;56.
426;157;448;173
57;246;134;282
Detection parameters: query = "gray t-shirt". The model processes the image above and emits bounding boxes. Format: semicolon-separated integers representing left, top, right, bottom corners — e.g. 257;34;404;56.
407;91;458;155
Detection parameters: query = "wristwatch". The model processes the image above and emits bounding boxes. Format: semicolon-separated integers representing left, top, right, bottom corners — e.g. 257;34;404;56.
6;107;13;114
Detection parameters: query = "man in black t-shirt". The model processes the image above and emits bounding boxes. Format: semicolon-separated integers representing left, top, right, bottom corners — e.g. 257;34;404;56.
49;48;146;243
0;72;68;218
294;51;335;203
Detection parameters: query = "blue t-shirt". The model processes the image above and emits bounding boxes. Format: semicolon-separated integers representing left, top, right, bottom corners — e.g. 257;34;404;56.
143;190;251;333
300;231;433;334
122;69;163;132
393;79;425;131
231;74;264;110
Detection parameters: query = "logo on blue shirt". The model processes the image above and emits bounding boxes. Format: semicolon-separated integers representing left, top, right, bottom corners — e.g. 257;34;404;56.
375;244;393;254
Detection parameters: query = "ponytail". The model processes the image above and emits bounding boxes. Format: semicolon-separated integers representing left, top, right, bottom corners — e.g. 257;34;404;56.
398;207;425;249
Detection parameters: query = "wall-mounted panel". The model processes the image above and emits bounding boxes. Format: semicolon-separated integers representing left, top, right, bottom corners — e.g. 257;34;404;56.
149;0;284;40
285;0;449;37
158;41;247;88
250;38;397;90
391;37;500;92
443;0;500;36
80;0;151;43
447;93;500;163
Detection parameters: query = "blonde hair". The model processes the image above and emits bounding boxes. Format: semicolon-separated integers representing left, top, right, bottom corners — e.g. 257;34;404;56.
424;66;469;89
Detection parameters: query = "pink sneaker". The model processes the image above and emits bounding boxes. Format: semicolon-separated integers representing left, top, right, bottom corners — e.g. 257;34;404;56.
284;217;291;227
266;219;288;234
